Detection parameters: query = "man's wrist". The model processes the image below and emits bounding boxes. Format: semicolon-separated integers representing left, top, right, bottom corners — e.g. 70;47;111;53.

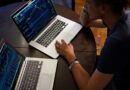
69;59;79;71
66;55;77;64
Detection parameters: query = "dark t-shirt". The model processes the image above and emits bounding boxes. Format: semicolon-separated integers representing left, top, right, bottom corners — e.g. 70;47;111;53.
97;10;130;90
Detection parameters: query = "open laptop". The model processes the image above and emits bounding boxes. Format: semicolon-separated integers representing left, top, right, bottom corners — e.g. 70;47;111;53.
11;0;82;58
0;39;58;90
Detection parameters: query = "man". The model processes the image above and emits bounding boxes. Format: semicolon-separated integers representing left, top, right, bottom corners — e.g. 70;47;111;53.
55;0;130;90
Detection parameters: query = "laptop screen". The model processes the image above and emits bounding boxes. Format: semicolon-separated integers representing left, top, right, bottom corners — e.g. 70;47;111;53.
12;0;57;42
0;41;23;90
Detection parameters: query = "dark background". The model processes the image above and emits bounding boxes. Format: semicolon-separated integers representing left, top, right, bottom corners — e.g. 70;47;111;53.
0;0;24;6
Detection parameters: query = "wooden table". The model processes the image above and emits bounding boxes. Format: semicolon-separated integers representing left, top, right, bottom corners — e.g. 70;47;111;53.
0;2;96;90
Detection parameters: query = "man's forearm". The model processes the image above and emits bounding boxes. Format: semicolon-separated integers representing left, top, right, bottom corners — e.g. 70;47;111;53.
71;63;90;90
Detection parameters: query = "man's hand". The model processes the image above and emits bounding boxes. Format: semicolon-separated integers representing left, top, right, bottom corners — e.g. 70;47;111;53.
79;7;90;26
55;40;76;64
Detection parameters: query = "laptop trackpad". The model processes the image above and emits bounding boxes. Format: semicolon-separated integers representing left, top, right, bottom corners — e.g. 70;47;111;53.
37;73;55;90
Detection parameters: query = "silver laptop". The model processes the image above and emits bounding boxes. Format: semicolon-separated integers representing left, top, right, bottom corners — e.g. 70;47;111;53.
11;0;82;58
0;40;58;90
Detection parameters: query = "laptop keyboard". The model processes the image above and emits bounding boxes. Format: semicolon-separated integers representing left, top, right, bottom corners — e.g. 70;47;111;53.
18;60;43;90
36;20;68;47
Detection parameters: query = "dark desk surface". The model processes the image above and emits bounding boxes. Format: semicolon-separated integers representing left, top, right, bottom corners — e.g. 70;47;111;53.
0;2;96;90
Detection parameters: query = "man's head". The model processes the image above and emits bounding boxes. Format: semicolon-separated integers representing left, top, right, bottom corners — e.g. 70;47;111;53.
93;0;129;14
84;0;129;20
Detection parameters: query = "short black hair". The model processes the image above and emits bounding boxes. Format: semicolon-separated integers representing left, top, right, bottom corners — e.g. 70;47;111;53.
94;0;129;13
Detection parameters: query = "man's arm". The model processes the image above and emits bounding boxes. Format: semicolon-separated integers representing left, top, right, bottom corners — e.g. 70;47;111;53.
79;4;105;28
79;8;105;28
55;40;113;90
71;63;113;90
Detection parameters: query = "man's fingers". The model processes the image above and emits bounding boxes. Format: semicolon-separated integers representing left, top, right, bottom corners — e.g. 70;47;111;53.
55;41;60;47
55;43;60;53
61;39;67;45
